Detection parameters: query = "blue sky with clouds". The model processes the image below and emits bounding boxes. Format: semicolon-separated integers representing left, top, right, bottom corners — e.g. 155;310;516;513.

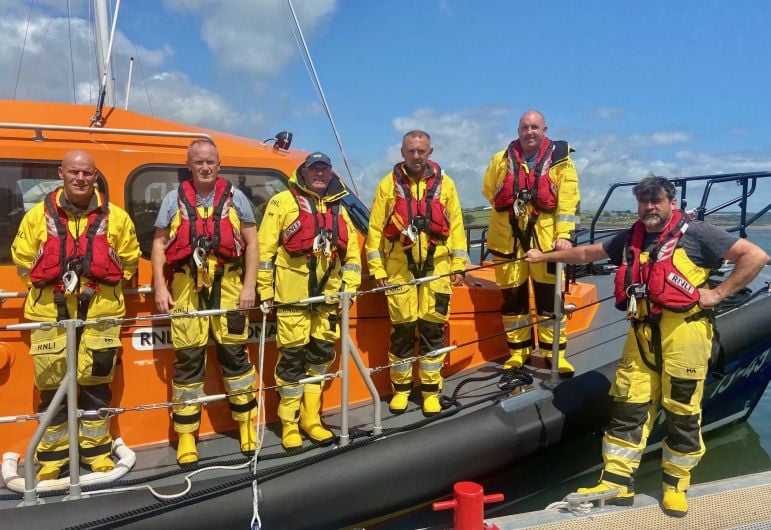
3;0;771;211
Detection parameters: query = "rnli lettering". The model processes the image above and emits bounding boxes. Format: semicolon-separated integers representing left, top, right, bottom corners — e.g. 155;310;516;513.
283;219;301;239
131;323;277;351
36;342;55;352
666;272;694;293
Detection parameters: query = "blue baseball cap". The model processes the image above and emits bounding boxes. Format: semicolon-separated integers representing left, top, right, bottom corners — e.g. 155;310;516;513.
302;151;332;168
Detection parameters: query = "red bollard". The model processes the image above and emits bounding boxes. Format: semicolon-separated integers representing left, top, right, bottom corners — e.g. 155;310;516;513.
433;481;504;530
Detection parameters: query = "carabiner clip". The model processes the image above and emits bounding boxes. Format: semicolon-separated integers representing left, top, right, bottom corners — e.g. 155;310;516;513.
313;233;331;256
193;247;207;268
403;224;419;243
62;270;79;294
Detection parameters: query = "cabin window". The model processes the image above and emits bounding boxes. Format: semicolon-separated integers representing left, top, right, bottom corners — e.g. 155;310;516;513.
125;166;289;258
0;161;107;265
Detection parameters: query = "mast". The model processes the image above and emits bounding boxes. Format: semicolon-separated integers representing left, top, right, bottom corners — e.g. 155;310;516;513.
91;0;121;126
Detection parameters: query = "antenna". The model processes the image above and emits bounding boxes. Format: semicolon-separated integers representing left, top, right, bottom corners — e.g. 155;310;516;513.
125;57;133;110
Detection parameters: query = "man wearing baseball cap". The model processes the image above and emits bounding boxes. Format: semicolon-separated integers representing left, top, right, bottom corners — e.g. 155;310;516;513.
257;152;361;449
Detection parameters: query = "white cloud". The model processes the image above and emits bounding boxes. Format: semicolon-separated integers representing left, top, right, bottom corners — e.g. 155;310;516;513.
0;11;170;106
132;72;240;130
354;108;771;216
163;0;336;90
592;107;625;120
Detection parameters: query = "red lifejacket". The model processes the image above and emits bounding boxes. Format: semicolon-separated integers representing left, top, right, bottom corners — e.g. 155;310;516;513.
165;178;245;267
382;161;451;244
493;137;562;213
282;186;349;258
614;209;701;314
29;190;123;287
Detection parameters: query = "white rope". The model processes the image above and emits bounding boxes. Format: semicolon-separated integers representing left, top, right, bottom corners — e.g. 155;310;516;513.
85;460;252;500
544;499;594;516
251;304;270;530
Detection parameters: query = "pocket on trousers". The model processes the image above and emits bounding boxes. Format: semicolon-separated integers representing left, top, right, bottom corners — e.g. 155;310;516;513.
664;359;705;405
91;348;117;377
227;311;247;335
434;293;450;316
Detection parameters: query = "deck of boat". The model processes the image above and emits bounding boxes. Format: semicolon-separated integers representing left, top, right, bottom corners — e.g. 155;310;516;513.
482;469;771;530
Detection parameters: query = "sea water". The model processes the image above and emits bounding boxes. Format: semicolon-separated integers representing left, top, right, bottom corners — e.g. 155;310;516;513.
377;230;771;529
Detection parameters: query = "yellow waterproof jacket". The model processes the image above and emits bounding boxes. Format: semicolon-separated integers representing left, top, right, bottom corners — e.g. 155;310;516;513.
257;174;361;302
366;165;468;281
482;145;580;255
12;188;140;321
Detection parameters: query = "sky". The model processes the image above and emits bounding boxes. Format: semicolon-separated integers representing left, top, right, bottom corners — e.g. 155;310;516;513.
2;0;771;212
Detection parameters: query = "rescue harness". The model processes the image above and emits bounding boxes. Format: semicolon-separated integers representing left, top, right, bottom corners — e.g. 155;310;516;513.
492;137;567;255
615;209;720;373
29;190;123;323
282;184;349;297
164;178;245;309
383;161;450;278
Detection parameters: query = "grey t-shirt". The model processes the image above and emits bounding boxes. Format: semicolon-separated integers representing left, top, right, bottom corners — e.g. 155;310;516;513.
602;220;739;268
154;185;256;229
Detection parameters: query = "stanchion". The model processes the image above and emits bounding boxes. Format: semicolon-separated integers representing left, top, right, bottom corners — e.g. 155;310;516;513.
433;481;503;530
547;261;565;387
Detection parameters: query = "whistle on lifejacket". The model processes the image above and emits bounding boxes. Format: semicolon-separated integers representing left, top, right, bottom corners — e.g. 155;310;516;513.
62;270;79;295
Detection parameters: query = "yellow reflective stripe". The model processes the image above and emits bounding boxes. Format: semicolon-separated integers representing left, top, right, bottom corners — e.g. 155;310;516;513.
367;250;384;262
419;358;444;371
662;445;701;467
391;362;412;374
504;315;530;331
603;440;643;461
307;363;331;376
223;372;256;393
173;386;205;402
556;214;580;224
42;425;68;443
341;263;361;273
452;249;469;259
17;266;30;277
80;421;110;438
278;384;305;398
259;261;274;270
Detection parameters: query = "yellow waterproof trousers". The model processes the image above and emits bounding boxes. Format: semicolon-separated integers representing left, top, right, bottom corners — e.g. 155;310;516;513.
600;310;711;492
30;324;121;467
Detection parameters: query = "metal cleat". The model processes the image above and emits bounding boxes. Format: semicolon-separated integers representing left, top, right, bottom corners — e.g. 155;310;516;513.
565;487;621;509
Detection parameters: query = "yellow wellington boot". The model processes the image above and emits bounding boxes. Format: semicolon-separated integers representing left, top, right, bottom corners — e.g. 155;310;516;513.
503;351;531;369
545;354;575;378
36;464;62;481
575;481;635;506
239;420;258;455
281;421;302;450
90;454;116;473
389;391;410;414
421;393;442;416
662;485;688;517
299;385;334;445
176;432;198;465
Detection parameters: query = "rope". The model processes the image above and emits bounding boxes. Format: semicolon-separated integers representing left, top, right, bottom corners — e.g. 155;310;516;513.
283;0;359;197
544;499;594;516
13;0;35;100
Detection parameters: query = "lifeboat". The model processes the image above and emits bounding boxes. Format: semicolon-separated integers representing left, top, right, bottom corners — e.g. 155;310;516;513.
0;100;769;529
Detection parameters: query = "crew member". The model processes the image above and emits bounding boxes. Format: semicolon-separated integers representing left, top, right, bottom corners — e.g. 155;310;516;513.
482;110;580;376
152;138;259;464
258;152;361;450
11;150;141;480
525;176;769;517
366;131;467;416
